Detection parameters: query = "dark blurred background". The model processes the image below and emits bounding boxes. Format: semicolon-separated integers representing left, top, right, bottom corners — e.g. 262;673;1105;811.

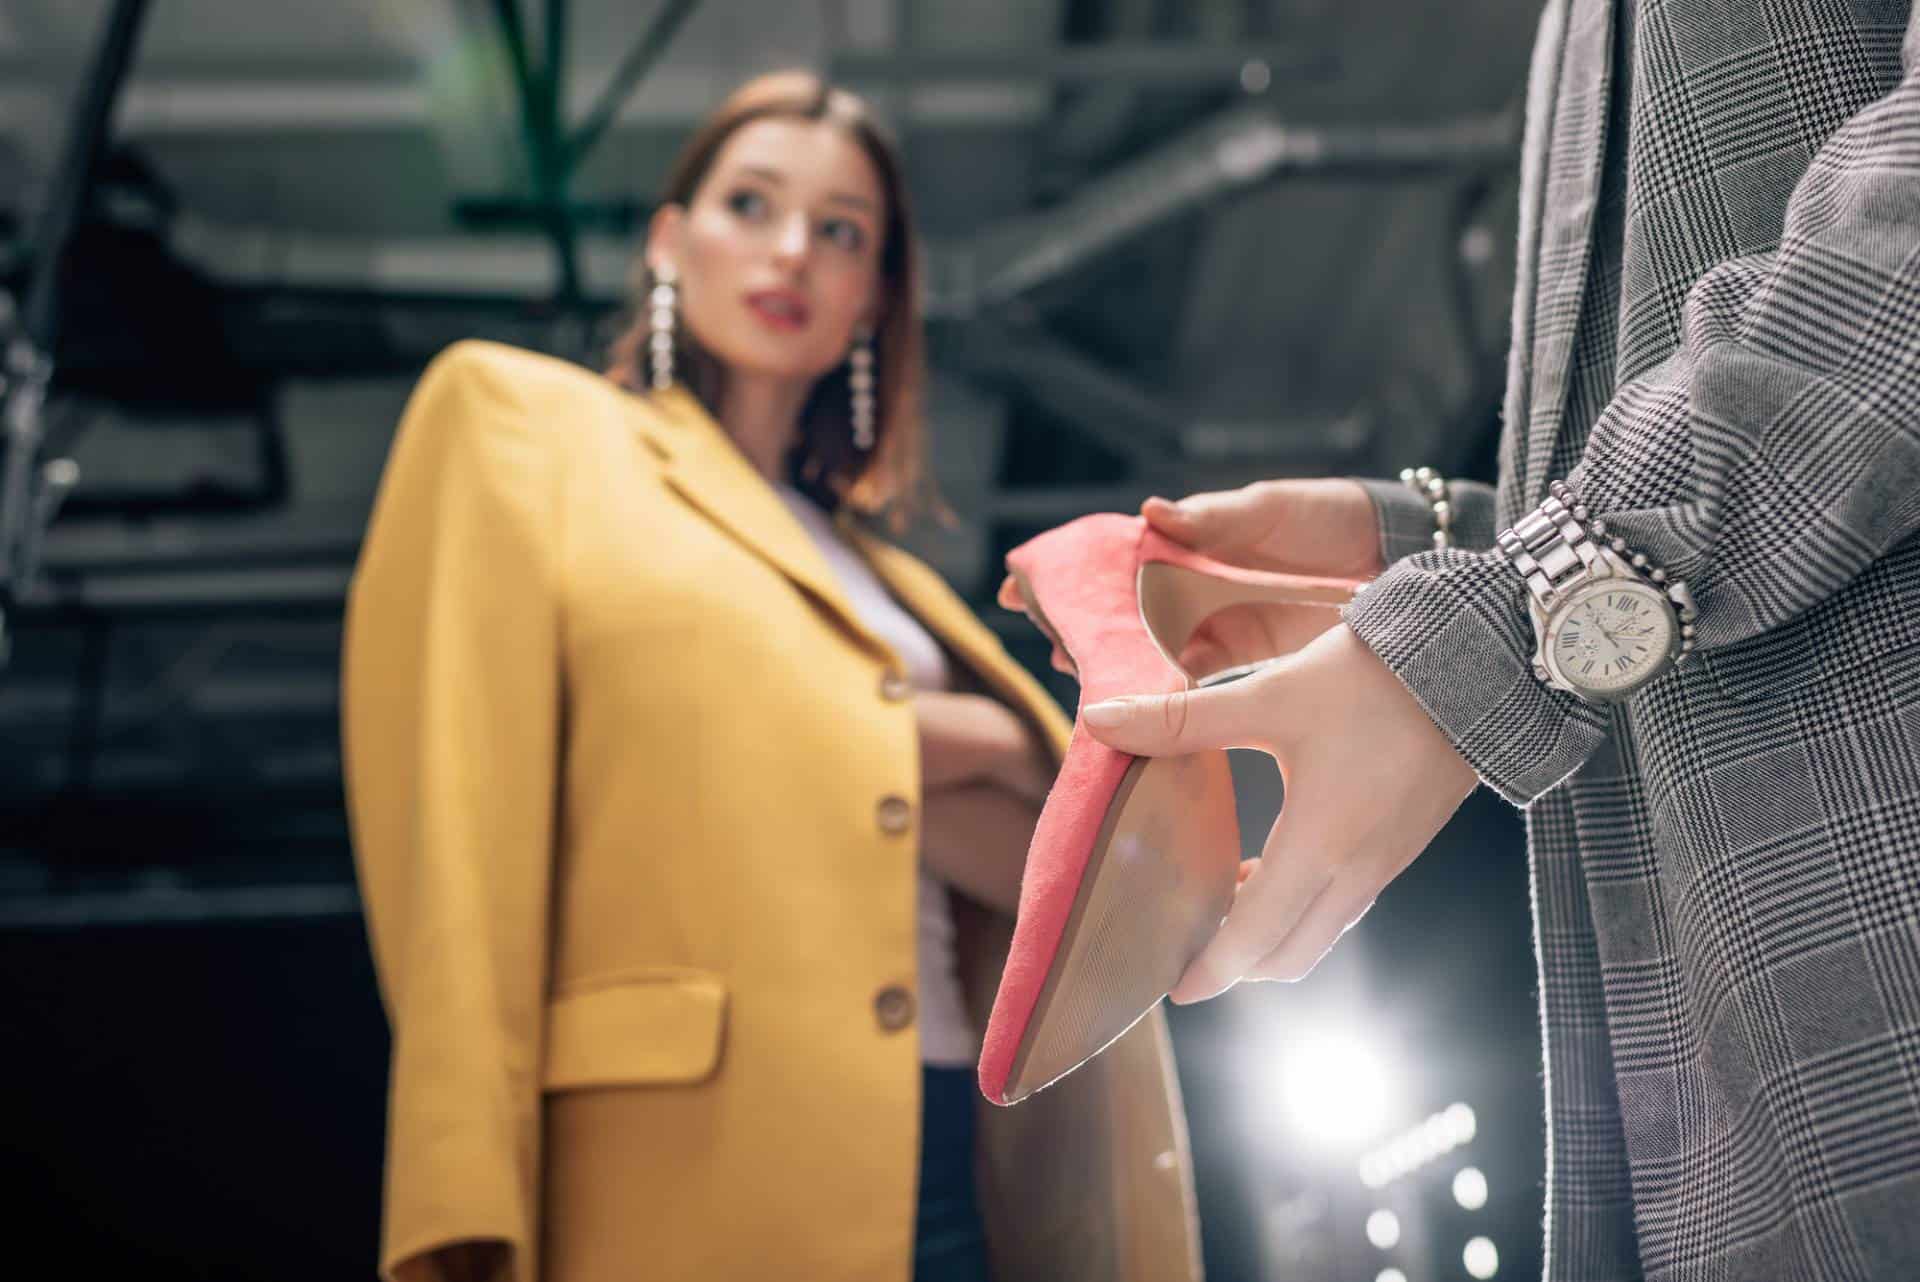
0;2;1544;1279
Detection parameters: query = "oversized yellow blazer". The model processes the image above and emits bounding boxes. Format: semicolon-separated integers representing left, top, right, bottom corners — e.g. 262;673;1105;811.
342;341;1202;1282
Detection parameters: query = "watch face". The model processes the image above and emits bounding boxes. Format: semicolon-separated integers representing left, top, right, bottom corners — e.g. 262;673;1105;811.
1549;581;1677;695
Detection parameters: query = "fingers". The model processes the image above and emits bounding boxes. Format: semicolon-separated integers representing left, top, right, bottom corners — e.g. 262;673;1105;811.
1140;494;1195;538
1145;479;1387;580
997;574;1024;611
1081;668;1281;757
1242;881;1377;983
1159;624;1474;1005
1177;602;1346;680
1000;574;1073;675
1140;490;1228;546
1169;809;1330;1003
1141;484;1277;562
1175;636;1238;682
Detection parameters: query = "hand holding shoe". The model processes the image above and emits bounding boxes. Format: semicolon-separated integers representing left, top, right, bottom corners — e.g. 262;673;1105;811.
1001;479;1382;680
1082;622;1477;1002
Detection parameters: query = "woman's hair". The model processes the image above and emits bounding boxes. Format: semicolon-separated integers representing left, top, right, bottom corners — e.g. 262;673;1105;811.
607;70;935;528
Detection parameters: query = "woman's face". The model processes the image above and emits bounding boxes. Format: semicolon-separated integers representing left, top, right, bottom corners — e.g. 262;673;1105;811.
653;117;887;384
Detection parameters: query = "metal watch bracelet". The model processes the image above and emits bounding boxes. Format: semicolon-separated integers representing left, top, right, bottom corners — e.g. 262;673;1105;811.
1495;481;1601;607
1497;480;1698;656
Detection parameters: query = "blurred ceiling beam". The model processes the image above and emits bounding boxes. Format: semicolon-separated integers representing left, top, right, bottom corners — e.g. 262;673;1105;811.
938;104;1518;315
14;78;1051;136
441;0;703;306
564;0;701;168
1032;0;1160;188
935;317;1183;464
935;316;1374;473
831;42;1332;88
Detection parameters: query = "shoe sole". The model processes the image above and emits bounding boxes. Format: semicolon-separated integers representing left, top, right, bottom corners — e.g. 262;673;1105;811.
1002;745;1239;1103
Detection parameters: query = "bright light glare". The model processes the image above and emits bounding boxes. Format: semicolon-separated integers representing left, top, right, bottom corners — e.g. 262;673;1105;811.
1465;1236;1500;1279
1445;1101;1478;1143
1365;1209;1402;1250
1454;1165;1489;1210
1280;1033;1395;1147
1376;1270;1409;1282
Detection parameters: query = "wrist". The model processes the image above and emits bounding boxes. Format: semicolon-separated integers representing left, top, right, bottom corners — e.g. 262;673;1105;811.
1496;480;1695;703
1343;550;1610;806
1354;476;1440;568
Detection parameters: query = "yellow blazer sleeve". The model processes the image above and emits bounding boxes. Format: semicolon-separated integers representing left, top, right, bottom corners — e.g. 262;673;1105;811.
342;342;564;1282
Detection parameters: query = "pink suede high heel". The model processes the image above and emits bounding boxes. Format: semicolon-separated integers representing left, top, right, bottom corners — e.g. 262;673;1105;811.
979;513;1364;1105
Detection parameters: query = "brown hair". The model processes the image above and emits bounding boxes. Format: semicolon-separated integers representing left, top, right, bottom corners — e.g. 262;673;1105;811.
607;70;936;529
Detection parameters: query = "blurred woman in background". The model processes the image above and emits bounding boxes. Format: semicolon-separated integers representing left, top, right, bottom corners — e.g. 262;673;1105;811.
343;71;1200;1282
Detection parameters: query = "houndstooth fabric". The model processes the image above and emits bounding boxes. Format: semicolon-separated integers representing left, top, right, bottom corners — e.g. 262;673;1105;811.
1346;0;1920;1277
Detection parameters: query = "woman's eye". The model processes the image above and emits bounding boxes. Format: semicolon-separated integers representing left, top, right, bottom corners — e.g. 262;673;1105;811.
726;189;769;219
822;218;867;252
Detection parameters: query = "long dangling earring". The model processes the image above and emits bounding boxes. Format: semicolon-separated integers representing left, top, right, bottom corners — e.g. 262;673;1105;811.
849;329;876;452
649;263;678;391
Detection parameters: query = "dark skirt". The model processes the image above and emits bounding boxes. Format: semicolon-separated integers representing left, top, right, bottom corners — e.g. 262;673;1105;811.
915;1065;992;1282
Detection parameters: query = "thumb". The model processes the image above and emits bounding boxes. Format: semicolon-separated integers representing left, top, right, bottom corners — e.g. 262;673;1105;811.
1080;677;1271;757
1142;486;1274;554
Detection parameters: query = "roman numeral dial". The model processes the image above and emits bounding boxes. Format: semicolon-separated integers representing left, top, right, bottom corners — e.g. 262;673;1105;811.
1550;583;1676;695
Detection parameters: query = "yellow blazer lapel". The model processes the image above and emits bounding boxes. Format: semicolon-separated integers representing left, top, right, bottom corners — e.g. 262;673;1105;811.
848;523;1073;760
635;387;891;659
631;386;1068;753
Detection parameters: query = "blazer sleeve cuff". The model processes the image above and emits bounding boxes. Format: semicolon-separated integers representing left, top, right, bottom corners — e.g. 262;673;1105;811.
1343;547;1608;807
1355;476;1502;563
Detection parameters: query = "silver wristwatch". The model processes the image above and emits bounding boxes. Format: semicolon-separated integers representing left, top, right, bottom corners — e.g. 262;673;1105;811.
1496;481;1697;703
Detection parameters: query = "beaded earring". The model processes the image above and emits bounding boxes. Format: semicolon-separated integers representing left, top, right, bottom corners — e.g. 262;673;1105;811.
648;263;678;391
849;329;876;451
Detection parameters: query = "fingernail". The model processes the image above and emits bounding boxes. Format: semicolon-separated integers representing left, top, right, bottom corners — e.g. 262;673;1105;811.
1169;972;1227;1005
1083;699;1128;728
1168;976;1207;1005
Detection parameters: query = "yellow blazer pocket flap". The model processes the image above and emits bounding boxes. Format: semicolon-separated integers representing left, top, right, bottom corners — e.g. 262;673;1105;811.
543;973;728;1090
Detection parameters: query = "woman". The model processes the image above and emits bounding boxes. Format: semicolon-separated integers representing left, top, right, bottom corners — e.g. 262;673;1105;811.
343;72;1201;1282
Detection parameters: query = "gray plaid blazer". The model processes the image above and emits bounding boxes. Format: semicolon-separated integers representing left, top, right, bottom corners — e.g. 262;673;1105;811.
1347;0;1920;1277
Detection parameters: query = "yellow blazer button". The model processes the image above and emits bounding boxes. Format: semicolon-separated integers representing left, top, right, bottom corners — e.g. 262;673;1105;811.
874;984;916;1032
879;672;912;702
876;794;913;835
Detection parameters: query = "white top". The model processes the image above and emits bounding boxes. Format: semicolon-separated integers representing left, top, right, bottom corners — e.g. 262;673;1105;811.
774;484;979;1067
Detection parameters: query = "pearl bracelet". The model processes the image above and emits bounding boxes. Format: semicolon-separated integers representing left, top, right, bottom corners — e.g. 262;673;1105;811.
1581;504;1700;658
1399;466;1454;550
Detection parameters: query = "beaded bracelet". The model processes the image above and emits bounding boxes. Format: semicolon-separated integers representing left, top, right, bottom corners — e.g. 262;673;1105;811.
1399;466;1454;550
1584;505;1701;659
